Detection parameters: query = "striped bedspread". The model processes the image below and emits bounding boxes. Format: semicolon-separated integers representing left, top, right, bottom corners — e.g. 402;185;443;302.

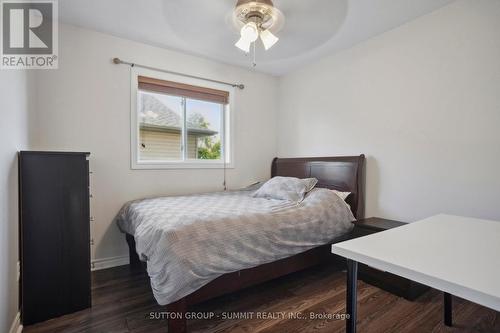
115;187;355;305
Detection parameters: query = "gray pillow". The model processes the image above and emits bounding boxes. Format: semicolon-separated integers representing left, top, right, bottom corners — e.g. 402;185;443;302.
252;176;318;202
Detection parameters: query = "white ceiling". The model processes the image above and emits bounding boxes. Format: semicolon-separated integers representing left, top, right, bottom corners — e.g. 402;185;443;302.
59;0;456;76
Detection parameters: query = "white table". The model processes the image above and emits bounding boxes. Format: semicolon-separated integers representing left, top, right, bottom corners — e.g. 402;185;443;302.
331;214;500;333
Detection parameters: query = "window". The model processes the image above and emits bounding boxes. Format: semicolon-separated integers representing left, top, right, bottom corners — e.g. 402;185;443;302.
131;68;234;169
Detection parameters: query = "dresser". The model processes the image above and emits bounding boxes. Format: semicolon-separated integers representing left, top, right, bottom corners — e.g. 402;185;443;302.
19;151;91;325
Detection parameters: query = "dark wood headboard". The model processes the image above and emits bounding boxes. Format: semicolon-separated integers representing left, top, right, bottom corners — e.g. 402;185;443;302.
271;155;365;219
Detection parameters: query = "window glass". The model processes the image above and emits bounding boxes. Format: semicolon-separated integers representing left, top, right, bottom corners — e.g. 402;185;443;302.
138;91;183;161
186;99;223;160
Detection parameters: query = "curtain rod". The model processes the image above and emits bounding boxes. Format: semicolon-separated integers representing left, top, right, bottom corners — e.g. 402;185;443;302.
112;58;245;90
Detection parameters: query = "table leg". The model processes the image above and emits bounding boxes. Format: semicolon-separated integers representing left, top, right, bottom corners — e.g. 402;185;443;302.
346;259;358;333
444;292;452;327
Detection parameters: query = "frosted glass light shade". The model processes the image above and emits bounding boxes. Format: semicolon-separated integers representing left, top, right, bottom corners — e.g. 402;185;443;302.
240;22;259;43
260;29;279;50
235;37;251;53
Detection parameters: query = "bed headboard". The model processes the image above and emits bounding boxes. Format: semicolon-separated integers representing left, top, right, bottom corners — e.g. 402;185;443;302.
271;155;365;219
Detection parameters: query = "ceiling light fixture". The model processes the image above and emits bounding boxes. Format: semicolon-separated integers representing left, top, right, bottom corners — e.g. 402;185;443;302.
233;0;284;66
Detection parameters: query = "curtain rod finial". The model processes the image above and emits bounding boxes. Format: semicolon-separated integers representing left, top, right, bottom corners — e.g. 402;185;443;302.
112;57;121;64
236;84;245;90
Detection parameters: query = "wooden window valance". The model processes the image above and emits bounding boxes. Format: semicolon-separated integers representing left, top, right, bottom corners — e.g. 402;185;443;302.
138;76;229;104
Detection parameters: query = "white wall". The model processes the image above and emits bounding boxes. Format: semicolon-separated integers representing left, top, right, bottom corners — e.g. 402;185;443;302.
25;0;500;272
31;24;278;263
278;0;500;222
0;71;32;332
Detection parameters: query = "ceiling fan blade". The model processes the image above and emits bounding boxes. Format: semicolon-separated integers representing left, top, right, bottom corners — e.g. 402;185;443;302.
260;29;279;50
235;37;251;53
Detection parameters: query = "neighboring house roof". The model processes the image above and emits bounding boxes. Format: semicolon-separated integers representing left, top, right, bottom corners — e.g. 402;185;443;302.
139;93;218;136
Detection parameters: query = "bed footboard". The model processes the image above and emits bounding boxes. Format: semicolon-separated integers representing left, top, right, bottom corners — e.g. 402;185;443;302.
167;298;188;333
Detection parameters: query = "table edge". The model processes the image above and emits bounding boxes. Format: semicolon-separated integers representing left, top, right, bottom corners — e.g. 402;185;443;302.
331;244;500;312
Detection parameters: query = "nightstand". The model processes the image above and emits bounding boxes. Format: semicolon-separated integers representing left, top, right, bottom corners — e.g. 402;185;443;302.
350;217;430;301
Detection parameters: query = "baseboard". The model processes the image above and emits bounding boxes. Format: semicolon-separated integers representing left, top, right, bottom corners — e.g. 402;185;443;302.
91;255;129;271
9;312;22;333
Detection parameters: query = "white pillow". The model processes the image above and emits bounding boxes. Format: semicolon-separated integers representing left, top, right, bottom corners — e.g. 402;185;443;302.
331;190;351;201
252;177;318;202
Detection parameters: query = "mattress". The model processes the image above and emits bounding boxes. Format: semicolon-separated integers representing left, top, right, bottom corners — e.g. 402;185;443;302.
115;186;355;305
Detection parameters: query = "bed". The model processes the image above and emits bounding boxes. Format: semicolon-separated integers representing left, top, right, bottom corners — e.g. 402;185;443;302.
117;155;365;332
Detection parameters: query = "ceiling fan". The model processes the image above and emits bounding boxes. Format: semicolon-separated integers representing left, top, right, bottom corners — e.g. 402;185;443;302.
233;0;284;57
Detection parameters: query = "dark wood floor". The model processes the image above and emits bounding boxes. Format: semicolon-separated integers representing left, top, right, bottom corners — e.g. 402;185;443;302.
24;264;500;333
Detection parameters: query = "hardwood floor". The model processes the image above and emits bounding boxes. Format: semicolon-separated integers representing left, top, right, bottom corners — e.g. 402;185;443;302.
24;264;500;333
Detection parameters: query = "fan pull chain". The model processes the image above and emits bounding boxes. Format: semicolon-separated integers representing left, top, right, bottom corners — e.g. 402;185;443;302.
252;41;257;67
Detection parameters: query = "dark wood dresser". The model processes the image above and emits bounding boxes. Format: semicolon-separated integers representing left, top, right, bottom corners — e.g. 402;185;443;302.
351;217;430;300
19;151;91;325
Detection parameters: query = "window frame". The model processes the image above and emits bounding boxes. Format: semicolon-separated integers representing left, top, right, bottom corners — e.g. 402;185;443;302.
130;67;235;170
